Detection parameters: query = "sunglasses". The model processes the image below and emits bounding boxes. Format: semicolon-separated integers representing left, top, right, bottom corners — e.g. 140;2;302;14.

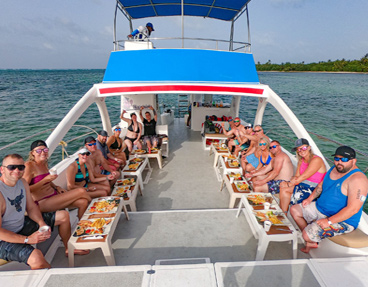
297;146;309;152
80;152;90;156
269;145;278;149
259;143;267;146
2;164;26;171
34;148;49;154
254;130;262;133
334;157;350;162
87;142;96;146
115;128;121;131
234;120;240;123
245;127;252;129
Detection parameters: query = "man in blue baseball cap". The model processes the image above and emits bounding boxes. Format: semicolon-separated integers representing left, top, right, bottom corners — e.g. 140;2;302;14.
128;22;155;40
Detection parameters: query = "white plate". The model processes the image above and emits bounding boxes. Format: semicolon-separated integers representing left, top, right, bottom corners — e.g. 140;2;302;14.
73;217;114;237
85;197;120;214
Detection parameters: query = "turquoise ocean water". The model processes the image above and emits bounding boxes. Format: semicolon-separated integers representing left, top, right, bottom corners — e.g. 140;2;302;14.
0;70;367;175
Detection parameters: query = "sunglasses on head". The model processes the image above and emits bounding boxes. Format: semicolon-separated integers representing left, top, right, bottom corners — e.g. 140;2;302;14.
269;145;278;149
87;142;96;146
2;164;26;171
34;148;49;154
259;143;267;146
80;152;90;156
334;157;350;162
115;128;121;131
297;146;309;152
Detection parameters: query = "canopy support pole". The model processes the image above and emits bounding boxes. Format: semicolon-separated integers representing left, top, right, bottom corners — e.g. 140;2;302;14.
181;0;184;48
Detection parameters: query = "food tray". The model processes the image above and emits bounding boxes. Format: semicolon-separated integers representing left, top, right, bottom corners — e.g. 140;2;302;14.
253;210;288;226
73;217;114;237
116;178;136;186
111;186;131;197
246;194;273;206
85;197;120;214
234;181;251;192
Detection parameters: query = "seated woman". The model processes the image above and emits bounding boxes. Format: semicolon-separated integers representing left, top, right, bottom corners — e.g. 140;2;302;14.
106;126;126;165
23;140;91;220
279;138;327;212
240;134;260;174
245;137;272;175
120;110;143;152
66;148;113;199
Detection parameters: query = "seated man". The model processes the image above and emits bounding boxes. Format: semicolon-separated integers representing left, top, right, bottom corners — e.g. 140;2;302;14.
246;140;293;193
84;136;120;188
220;117;246;155
139;106;158;149
0;154;88;269
290;146;368;253
96;130;124;170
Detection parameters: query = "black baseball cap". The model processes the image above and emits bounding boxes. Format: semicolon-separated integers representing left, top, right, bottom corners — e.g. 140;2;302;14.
98;130;108;137
291;138;309;151
84;136;96;144
332;146;356;160
30;140;47;151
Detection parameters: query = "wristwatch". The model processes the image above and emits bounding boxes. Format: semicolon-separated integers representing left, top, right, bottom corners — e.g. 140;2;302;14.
327;219;333;225
24;236;29;244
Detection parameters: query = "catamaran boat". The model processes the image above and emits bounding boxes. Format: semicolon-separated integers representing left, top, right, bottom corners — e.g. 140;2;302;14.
2;1;368;286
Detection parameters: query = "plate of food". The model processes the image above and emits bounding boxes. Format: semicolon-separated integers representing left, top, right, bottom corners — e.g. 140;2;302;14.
112;186;130;197
133;149;146;154
86;197;120;214
227;155;237;160
253;210;287;226
228;160;240;167
246;194;273;206
126;163;140;170
130;157;144;163
228;173;243;180
235;181;251;192
116;178;136;186
73;217;113;237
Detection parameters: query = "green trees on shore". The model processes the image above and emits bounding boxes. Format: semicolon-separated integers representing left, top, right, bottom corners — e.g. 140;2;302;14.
256;54;368;72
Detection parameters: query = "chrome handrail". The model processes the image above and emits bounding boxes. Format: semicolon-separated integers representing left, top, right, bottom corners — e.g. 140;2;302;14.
113;36;251;52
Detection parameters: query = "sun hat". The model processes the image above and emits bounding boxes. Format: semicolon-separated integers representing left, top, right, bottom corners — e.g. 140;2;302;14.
78;148;90;155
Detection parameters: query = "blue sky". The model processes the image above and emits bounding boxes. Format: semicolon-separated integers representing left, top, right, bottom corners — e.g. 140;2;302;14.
1;0;367;69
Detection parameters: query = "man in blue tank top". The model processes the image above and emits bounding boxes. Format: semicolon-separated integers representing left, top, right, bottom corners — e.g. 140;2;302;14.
290;146;368;253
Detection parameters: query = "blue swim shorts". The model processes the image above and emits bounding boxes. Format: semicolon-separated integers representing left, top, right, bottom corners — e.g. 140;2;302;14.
267;179;284;194
290;182;316;205
0;212;55;264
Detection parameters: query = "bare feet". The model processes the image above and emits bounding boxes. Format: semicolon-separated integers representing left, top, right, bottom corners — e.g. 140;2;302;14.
301;242;319;253
65;249;90;257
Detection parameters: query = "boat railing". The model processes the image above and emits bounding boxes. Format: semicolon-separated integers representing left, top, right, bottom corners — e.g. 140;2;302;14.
0;125;97;166
113;37;251;53
265;127;368;174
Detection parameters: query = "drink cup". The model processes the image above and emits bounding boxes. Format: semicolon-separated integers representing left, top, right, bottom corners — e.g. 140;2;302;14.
264;220;271;232
49;168;57;175
39;226;50;233
264;202;271;210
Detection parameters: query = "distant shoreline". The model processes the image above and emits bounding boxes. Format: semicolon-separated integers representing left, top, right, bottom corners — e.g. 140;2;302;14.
257;70;368;75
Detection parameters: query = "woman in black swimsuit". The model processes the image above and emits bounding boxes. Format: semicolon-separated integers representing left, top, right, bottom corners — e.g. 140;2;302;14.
120;110;143;152
107;126;127;163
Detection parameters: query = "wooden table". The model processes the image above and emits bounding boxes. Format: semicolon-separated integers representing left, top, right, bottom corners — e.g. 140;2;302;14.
236;193;299;261
68;197;124;267
215;155;242;181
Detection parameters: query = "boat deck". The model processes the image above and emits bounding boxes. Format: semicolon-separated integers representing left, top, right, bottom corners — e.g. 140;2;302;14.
2;119;368;286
